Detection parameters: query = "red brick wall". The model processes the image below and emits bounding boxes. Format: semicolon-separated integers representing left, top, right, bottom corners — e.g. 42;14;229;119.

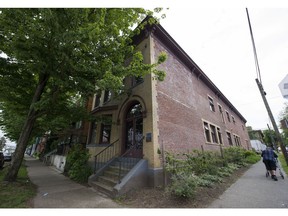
154;37;251;155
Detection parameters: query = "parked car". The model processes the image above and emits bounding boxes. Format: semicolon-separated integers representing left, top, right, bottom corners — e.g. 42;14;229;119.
0;152;4;168
3;149;14;161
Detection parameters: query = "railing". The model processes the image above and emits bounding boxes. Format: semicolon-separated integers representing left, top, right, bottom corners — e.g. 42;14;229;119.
117;137;144;183
43;149;57;165
94;139;120;174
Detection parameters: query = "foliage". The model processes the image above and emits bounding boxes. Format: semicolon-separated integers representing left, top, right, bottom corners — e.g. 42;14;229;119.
0;164;37;207
278;153;288;175
0;8;167;181
65;144;92;183
165;146;260;199
262;129;277;147
222;146;245;165
167;171;198;198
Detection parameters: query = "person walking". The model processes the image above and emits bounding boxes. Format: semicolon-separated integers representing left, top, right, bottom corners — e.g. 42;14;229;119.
261;146;278;181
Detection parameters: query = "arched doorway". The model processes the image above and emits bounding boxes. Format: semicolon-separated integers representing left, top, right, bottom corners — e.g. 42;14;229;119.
124;102;143;158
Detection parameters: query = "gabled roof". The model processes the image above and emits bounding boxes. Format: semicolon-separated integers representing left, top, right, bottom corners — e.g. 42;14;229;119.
133;16;247;123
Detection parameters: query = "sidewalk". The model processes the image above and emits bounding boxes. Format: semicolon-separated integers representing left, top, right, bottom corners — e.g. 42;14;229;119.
25;155;288;208
208;160;288;208
25;156;125;208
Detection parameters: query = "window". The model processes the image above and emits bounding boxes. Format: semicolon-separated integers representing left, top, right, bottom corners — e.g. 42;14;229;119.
233;134;241;146
89;121;97;144
217;128;223;144
100;123;111;144
100;115;112;144
225;111;231;122
94;92;101;108
284;83;288;89
226;132;233;146
203;121;222;144
103;90;111;103
210;125;218;143
231;116;236;124
218;104;225;123
204;122;211;143
208;96;215;112
132;76;144;86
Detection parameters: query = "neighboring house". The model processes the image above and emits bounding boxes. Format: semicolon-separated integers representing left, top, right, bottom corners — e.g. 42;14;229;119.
250;139;266;153
83;17;251;197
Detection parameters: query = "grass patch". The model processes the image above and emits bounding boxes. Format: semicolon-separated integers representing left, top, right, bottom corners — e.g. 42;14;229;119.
0;164;37;208
278;153;288;176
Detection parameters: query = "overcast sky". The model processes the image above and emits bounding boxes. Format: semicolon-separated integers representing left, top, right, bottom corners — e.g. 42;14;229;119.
1;1;288;144
159;7;288;130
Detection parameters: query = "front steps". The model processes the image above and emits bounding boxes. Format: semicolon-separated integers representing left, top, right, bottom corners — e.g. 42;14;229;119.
89;158;148;197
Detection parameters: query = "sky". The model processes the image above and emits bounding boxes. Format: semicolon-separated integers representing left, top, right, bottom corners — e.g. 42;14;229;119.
159;7;288;130
1;1;288;146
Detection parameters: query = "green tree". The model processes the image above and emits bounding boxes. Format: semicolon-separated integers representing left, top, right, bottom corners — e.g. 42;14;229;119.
262;129;277;148
0;8;166;182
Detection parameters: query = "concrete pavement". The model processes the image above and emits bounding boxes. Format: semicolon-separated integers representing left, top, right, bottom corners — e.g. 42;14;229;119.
25;156;125;208
25;155;288;208
208;160;288;208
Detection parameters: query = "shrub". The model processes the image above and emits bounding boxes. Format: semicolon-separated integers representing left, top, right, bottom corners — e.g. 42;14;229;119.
168;172;198;198
223;147;246;165
65;144;92;183
244;153;261;164
164;146;260;200
184;150;223;175
197;174;223;187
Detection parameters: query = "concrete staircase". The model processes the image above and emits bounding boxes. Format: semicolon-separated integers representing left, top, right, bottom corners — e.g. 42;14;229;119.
89;157;143;197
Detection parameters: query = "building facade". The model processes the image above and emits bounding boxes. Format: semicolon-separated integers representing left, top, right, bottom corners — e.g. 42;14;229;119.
84;17;251;187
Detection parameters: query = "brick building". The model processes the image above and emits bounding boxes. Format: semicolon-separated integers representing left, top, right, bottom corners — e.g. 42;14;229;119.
84;17;251;196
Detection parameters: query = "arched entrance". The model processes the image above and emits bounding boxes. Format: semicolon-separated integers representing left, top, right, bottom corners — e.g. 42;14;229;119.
124;102;144;158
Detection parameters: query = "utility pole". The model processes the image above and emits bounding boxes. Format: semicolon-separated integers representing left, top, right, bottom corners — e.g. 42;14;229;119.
256;79;288;164
246;8;288;165
267;123;277;152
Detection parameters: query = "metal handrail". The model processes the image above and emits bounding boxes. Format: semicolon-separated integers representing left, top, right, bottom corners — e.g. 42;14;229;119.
94;139;120;174
117;137;144;183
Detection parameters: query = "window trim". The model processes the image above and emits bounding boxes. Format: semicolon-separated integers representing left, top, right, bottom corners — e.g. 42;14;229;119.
202;120;222;145
233;134;241;147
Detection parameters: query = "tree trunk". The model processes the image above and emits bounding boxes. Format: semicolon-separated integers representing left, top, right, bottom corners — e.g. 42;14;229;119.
4;74;49;182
